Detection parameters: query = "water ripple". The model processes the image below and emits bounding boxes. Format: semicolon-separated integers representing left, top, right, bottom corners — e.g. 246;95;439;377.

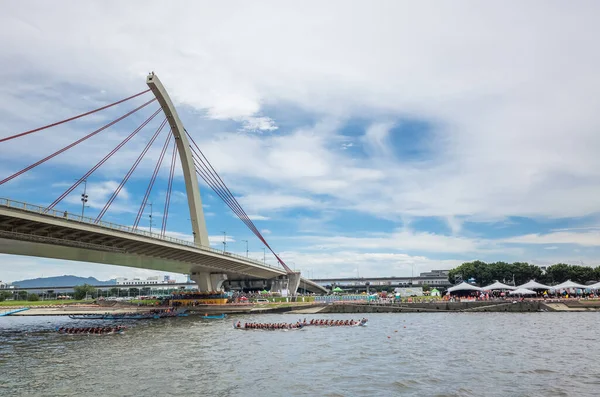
2;312;600;396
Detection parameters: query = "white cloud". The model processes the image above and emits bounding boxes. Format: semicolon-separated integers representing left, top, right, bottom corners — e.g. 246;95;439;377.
362;122;394;158
261;229;272;234
298;228;502;255
238;193;318;212
276;250;462;279
2;2;600;280
208;234;236;247
247;214;270;221
503;230;600;247
240;116;278;132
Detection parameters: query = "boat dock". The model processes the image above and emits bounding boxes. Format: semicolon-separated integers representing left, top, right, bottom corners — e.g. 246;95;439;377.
0;307;29;316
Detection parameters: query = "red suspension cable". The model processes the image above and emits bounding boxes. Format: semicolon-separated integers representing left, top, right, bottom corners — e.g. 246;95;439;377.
161;141;178;237
0;89;152;144
188;136;273;244
95;118;168;223
191;154;247;221
186;133;293;272
192;160;292;272
133;131;172;229
189;144;243;215
45;108;162;212
187;131;253;222
0;98;157;186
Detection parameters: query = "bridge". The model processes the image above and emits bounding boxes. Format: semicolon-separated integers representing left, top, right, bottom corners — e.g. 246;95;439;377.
0;73;326;294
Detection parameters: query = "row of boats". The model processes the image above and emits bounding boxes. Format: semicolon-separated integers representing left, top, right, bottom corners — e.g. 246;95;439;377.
67;311;227;320
68;309;188;320
233;318;368;330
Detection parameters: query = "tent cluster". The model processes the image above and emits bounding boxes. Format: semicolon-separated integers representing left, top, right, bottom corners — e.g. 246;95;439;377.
448;279;600;296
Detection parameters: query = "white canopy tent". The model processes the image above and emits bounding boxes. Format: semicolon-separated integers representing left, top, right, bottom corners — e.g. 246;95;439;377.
482;281;516;291
588;282;600;290
509;288;537;295
516;280;551;290
448;282;483;293
550;280;587;290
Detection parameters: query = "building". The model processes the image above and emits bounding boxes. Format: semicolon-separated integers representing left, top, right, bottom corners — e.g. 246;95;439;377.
116;276;162;286
0;280;14;289
313;269;452;291
419;269;450;278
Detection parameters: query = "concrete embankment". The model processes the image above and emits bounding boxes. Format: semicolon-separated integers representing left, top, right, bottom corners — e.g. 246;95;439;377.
7;300;600;316
5;303;322;316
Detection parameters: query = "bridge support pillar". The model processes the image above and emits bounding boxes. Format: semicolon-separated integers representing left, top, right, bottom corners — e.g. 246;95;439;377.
190;272;228;291
287;272;302;296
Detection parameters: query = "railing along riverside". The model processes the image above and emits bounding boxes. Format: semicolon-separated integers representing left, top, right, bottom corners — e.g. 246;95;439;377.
0;198;280;271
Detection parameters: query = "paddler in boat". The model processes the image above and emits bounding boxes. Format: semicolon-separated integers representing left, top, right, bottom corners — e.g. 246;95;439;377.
235;321;242;328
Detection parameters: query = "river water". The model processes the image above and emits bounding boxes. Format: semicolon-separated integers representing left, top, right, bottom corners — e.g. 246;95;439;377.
1;312;599;396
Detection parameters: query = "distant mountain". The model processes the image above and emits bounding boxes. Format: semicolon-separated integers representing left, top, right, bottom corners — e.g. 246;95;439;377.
12;275;116;288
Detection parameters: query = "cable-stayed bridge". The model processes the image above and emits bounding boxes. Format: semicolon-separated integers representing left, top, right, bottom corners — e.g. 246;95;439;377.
0;73;325;294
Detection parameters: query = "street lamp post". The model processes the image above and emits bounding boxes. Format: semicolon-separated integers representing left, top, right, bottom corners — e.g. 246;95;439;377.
222;231;227;253
80;179;88;218
242;240;248;257
262;247;266;264
149;202;154;233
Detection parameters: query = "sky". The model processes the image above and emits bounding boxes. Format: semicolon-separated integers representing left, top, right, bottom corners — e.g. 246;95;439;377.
1;1;600;283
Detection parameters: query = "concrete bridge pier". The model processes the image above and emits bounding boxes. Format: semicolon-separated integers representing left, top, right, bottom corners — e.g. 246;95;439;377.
191;272;228;291
287;272;302;296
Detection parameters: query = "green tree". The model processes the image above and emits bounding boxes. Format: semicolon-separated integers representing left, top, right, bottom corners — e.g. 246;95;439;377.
571;265;596;284
448;261;543;286
448;261;493;285
510;262;543;285
73;284;96;300
545;263;572;284
17;291;28;300
27;293;40;301
109;287;120;297
0;291;12;302
594;266;600;283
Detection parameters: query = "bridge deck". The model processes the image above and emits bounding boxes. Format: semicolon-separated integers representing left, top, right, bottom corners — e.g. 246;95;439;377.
0;199;326;293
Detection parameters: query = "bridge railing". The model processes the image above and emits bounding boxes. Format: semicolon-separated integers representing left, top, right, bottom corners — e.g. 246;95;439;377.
0;198;281;271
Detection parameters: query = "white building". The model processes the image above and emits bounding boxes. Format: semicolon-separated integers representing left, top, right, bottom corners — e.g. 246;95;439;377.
116;276;161;286
0;280;14;289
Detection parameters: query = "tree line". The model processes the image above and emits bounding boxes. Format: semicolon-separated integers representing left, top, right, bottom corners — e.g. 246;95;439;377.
448;261;600;287
0;285;156;302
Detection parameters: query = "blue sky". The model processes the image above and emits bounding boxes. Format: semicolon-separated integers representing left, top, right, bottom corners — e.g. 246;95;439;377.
1;1;600;282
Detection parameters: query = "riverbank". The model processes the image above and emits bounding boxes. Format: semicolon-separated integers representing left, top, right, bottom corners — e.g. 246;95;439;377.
4;299;600;316
3;302;320;316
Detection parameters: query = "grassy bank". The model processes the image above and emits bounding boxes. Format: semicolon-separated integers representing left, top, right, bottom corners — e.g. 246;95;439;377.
0;300;89;307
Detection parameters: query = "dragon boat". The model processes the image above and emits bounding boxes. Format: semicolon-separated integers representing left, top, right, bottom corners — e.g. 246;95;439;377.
56;326;125;335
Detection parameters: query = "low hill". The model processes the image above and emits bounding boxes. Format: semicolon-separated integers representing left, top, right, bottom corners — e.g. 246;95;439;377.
12;275;116;288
